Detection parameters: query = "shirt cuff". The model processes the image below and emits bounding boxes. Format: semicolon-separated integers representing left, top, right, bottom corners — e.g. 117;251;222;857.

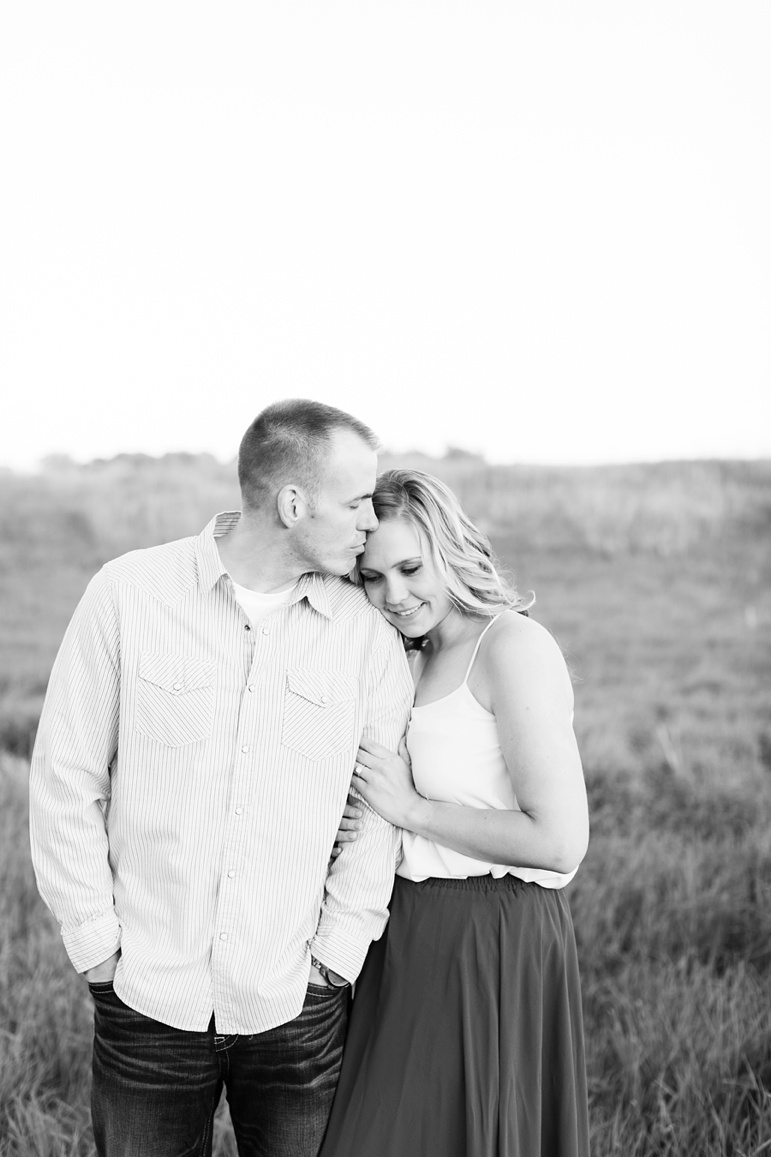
62;912;122;974
310;921;386;986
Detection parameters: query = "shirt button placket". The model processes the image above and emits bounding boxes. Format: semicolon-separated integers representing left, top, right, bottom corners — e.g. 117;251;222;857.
224;614;269;981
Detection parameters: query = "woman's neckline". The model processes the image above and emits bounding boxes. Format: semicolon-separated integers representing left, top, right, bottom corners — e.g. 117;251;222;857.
412;681;493;714
413;682;467;709
411;613;501;709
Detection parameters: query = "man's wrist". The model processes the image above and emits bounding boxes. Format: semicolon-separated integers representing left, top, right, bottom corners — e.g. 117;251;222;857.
82;949;121;983
310;955;349;987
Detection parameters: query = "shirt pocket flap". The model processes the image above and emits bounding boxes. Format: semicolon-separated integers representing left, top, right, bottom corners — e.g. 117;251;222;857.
285;667;357;707
139;652;216;693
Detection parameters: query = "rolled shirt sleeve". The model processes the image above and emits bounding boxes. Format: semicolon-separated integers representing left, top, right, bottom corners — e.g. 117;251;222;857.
311;619;413;981
29;569;122;974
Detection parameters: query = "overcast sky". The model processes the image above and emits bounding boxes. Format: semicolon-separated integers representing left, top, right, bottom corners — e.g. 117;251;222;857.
1;2;769;470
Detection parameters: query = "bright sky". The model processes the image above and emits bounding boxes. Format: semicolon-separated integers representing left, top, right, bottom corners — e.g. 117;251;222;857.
1;2;769;470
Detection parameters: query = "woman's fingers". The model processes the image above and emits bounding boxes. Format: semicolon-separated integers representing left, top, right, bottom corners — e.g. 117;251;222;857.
357;736;382;755
357;737;393;760
332;822;361;857
344;799;362;818
332;795;364;857
338;815;362;832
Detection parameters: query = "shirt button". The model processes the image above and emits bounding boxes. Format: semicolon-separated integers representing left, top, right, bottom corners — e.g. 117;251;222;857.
241;745;249;753
227;870;235;879
247;684;255;693
235;806;243;815
173;682;182;691
320;695;328;704
244;624;251;632
219;932;228;941
262;625;270;635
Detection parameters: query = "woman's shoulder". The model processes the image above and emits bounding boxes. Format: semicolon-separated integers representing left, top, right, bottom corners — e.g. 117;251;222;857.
480;612;573;697
485;609;559;653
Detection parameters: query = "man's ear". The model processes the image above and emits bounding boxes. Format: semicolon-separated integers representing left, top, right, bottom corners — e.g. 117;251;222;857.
277;484;310;529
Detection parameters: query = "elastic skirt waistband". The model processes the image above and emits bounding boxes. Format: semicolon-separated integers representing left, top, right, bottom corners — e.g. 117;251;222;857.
395;872;538;896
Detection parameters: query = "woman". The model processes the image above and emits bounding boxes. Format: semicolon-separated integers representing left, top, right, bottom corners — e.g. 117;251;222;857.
321;468;590;1157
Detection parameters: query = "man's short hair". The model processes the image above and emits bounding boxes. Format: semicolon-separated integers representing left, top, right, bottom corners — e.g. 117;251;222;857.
238;399;379;510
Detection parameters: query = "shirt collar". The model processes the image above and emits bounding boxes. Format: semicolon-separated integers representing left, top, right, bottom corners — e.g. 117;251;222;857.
195;512;239;595
291;572;334;619
195;511;335;620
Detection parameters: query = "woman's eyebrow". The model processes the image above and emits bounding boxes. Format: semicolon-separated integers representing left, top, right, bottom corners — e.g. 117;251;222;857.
361;556;423;573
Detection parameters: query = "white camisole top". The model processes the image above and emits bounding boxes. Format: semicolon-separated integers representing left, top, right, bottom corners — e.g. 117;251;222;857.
397;614;577;889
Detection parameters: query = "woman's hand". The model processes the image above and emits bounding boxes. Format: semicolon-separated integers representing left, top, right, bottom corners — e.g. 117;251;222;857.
352;737;428;830
330;796;364;858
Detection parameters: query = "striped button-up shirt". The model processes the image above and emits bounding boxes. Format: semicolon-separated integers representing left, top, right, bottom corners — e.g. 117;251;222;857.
29;512;413;1033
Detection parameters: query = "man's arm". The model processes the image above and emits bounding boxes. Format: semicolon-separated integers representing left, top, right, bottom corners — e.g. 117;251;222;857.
29;567;122;975
310;619;413;983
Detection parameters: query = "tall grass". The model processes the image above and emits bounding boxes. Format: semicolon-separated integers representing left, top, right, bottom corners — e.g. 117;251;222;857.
1;757;93;1155
574;763;771;1154
1;455;770;1152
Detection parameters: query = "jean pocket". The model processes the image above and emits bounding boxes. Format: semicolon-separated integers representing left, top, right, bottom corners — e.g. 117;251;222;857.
281;668;357;761
306;982;349;999
135;652;216;747
88;980;116;996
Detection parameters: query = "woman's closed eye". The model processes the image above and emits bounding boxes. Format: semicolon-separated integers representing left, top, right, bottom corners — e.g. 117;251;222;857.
361;564;421;584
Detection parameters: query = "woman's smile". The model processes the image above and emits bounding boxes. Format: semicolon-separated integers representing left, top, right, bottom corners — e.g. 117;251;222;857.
388;603;424;618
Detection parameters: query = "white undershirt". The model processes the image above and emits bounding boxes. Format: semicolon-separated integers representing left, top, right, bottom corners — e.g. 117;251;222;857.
230;579;296;626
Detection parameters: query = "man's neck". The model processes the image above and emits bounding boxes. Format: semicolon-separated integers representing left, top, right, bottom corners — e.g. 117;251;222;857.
216;514;304;594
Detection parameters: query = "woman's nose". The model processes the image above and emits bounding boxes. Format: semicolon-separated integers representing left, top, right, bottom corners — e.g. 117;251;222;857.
384;576;407;605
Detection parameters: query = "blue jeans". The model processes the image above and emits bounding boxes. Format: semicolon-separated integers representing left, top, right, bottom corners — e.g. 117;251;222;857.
90;981;350;1157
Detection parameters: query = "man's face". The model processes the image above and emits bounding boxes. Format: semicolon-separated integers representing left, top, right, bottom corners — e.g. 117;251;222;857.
293;430;378;576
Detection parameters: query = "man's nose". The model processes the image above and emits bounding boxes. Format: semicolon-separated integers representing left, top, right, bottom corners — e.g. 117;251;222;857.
359;500;378;533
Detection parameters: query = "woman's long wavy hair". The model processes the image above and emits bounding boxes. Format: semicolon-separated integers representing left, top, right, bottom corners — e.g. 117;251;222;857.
357;469;534;627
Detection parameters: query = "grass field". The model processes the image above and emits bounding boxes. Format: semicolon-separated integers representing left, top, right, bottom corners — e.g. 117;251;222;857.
1;455;770;1154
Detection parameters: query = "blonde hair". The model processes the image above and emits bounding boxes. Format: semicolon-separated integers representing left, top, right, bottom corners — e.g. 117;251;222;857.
359;468;534;620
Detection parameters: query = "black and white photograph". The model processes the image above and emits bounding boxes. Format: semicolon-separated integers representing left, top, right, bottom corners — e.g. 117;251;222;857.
1;3;769;1154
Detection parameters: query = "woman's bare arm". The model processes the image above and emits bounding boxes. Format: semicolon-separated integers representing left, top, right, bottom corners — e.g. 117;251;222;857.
354;616;589;875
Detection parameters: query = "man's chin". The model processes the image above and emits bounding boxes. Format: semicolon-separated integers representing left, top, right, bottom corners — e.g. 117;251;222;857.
321;559;358;579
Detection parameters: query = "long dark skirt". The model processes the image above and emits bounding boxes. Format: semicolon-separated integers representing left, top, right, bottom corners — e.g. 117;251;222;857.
320;873;589;1157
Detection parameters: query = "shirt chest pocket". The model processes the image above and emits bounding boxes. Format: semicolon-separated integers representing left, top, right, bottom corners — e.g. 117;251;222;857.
281;668;358;762
135;652;217;748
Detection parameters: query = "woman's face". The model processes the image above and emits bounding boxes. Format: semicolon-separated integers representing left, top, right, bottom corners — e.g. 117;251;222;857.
358;517;455;637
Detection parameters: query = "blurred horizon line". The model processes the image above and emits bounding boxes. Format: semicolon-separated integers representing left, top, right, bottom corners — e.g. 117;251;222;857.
3;446;770;477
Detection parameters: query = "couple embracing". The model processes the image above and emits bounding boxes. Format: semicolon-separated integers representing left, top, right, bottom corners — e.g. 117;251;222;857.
29;399;590;1156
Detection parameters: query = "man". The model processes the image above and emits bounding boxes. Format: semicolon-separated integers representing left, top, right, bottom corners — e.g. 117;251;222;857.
29;400;414;1156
